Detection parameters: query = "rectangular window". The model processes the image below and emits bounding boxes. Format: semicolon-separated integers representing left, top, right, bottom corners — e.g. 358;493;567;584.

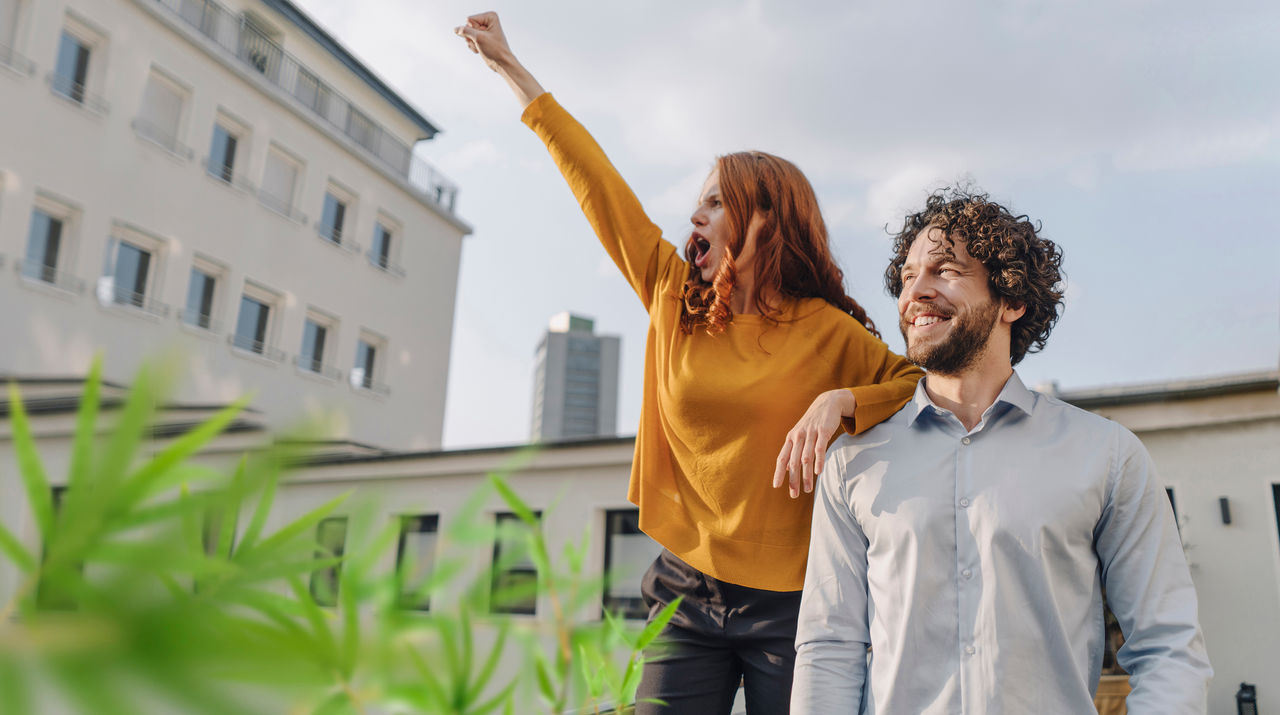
491;512;540;615
23;208;63;284
136;71;186;153
309;516;348;608
319;192;346;243
208;124;238;182
233;295;270;354
183;266;216;329
371;222;392;269
260;147;300;216
352;338;377;390
396;515;439;610
603;509;661;619
111;242;151;308
53;29;90;102
299;318;327;372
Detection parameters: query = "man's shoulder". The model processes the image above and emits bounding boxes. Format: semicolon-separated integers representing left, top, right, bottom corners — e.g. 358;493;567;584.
829;402;916;463
1027;389;1134;442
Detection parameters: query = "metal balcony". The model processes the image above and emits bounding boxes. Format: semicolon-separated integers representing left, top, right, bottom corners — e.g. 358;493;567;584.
228;333;286;362
48;72;111;116
153;0;458;213
132;117;195;159
18;257;85;294
294;355;342;381
0;42;36;76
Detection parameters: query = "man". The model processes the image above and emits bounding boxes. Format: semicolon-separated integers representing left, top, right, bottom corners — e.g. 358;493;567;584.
791;189;1211;713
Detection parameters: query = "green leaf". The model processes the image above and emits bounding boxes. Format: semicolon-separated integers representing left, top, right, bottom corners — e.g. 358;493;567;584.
534;652;557;704
94;362;162;493
65;355;103;497
8;381;54;540
406;645;449;712
236;491;350;566
465;618;511;704
0;657;30;715
635;597;681;651
288;576;339;668
489;474;537;528
236;456;276;551
111;397;249;514
0;520;36;573
467;677;518;715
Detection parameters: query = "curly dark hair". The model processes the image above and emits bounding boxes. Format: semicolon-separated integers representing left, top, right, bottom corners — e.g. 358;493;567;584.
884;187;1065;365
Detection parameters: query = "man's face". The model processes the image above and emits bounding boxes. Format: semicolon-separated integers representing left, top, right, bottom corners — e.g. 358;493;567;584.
897;227;1002;375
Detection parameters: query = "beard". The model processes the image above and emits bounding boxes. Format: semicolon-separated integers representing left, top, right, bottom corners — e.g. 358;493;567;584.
900;298;1001;375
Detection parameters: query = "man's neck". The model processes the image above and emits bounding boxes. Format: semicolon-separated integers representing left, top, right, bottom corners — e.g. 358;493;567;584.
923;363;1015;431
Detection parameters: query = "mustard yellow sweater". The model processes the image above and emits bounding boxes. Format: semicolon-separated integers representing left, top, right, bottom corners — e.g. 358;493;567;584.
524;94;922;591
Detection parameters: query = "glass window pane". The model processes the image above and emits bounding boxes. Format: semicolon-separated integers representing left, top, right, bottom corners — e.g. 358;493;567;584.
397;515;439;610
25;210;62;283
234;296;269;352
309;517;347;607
185;269;215;328
113;243;151;307
301;320;326;369
490;512;539;615
321;193;345;242
54;32;90;101
603;509;661;619
209;125;236;181
373;224;392;266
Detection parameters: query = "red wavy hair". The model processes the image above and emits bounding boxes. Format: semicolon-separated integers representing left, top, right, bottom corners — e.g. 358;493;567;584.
680;151;879;337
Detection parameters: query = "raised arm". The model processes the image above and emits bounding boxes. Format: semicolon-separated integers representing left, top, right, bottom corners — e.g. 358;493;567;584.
454;12;545;108
455;12;680;308
1095;428;1212;714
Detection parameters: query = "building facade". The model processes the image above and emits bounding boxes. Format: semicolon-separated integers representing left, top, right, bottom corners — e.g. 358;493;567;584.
530;312;620;442
0;0;469;450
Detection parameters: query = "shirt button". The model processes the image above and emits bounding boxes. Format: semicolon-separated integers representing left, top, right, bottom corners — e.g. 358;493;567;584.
962;569;973;579
965;645;976;655
959;498;970;508
961;437;971;445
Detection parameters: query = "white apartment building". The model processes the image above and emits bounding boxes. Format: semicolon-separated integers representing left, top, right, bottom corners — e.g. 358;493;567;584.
0;0;470;450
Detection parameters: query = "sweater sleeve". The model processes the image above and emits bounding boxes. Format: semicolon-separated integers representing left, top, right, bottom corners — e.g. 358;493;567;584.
522;93;682;309
839;330;923;436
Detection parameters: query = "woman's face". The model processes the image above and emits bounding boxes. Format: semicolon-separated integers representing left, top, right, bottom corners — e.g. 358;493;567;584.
689;168;763;282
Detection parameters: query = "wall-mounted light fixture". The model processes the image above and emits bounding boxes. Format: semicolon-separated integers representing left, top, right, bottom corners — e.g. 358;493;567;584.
1219;497;1232;525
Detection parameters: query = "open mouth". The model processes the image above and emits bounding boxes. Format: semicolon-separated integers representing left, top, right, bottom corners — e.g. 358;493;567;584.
693;235;711;267
912;315;949;327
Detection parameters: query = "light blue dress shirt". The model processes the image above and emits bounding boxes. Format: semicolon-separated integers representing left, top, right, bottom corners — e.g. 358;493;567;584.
792;373;1211;714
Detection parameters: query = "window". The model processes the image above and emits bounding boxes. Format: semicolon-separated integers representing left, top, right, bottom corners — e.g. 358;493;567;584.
52;29;90;103
135;69;189;155
319;191;348;244
351;335;386;393
233;294;271;354
298;313;335;375
259;146;301;218
491;512;540;615
207;123;238;183
23;208;64;284
183;265;217;329
396;515;439;610
309;516;348;607
603;510;661;619
109;242;151;308
370;222;393;269
0;0;31;73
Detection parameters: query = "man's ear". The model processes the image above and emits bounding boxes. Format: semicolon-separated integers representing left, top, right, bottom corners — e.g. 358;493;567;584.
1001;300;1027;325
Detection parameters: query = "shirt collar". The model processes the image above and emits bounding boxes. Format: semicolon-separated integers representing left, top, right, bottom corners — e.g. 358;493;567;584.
906;371;1037;427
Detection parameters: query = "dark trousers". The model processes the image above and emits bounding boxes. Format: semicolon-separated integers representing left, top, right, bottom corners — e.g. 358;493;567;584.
635;549;802;715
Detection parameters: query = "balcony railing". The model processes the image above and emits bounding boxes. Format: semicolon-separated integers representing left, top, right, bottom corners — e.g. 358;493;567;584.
366;250;405;277
349;369;390;396
18;257;85;294
179;306;222;332
97;279;172;318
132;117;195;159
316;222;360;253
152;0;458;214
48;72;111;116
257;189;307;223
0;43;36;76
228;333;286;362
294;355;342;381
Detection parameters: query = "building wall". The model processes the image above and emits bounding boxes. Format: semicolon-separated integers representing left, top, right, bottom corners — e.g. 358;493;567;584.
530;316;620;442
0;0;467;450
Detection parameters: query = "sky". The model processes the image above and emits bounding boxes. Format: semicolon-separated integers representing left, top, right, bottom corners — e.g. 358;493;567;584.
293;0;1280;450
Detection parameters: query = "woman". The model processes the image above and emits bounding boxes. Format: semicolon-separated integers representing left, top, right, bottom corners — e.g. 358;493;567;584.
457;13;922;713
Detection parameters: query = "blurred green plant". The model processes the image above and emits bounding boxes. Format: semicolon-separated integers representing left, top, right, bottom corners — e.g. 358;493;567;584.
0;357;677;714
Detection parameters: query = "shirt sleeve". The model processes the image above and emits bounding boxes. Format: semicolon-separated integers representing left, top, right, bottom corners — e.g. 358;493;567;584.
792;450;870;713
521;93;682;310
1094;426;1213;714
839;330;923;436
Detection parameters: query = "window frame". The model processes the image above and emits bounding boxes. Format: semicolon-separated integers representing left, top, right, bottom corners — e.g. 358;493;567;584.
490;511;541;616
21;193;82;294
395;514;440;611
181;255;225;332
309;516;349;608
49;12;108;115
602;508;661;620
98;223;168;318
229;281;284;362
296;308;339;380
258;142;305;222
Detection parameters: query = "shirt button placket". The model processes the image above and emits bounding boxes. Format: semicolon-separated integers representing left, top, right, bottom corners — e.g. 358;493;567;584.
956;430;978;709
